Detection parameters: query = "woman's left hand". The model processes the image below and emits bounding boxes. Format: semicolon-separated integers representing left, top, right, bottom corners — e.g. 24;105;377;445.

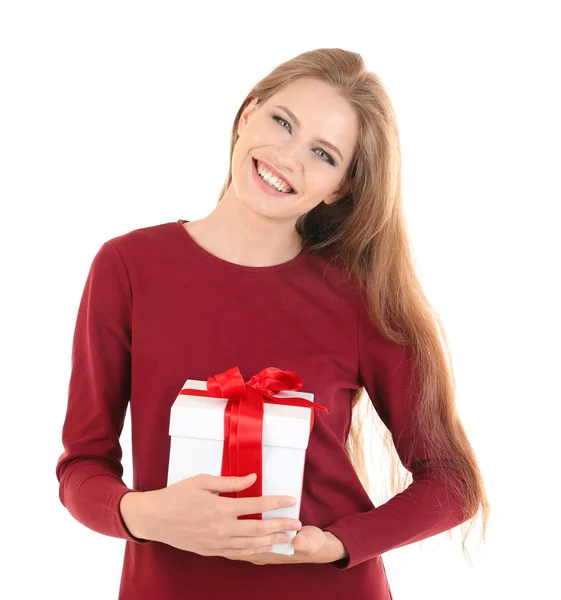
227;525;348;566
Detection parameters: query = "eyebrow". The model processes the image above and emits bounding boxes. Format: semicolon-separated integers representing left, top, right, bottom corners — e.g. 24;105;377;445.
273;104;344;162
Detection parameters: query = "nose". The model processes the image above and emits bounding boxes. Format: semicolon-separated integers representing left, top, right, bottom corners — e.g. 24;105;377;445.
271;141;301;173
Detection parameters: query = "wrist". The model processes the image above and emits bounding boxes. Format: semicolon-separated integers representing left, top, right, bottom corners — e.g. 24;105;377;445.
120;491;152;541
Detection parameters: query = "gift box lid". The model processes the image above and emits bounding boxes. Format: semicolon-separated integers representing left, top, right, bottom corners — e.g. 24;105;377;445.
169;379;315;450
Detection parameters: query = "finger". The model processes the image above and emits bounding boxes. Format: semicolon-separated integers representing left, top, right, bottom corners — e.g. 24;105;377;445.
220;495;297;517
197;473;256;493
223;544;275;557
233;518;302;537
225;530;293;550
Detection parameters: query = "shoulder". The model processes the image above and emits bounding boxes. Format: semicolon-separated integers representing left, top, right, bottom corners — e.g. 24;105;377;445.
87;220;187;284
107;220;183;258
302;245;364;308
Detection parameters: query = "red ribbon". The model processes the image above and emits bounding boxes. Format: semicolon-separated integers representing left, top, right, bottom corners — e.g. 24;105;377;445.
178;366;329;519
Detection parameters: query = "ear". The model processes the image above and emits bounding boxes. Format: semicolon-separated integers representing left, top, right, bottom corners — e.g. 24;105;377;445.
238;98;260;136
324;178;352;205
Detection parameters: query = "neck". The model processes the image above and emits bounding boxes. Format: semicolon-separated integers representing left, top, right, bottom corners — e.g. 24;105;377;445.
186;191;304;268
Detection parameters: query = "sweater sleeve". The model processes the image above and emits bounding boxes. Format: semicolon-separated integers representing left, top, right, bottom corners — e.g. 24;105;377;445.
55;241;151;545
323;296;470;570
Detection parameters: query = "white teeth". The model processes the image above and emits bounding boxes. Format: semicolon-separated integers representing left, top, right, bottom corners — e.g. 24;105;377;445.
256;160;293;193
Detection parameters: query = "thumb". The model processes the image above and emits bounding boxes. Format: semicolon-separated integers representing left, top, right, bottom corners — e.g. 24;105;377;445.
293;527;322;554
293;529;307;552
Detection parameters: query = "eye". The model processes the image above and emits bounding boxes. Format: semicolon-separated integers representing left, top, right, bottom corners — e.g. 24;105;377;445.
273;115;291;131
315;148;333;163
271;115;335;166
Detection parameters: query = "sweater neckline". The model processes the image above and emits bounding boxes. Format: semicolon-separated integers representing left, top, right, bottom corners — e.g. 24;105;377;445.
176;219;308;273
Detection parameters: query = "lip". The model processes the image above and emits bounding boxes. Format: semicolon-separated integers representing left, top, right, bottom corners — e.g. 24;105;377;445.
253;157;296;192
252;157;296;197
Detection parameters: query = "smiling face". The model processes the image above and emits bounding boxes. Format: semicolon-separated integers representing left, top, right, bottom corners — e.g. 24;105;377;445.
232;77;359;222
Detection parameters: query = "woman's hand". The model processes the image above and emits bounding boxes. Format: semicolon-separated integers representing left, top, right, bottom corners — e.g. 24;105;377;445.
227;525;348;566
120;473;303;558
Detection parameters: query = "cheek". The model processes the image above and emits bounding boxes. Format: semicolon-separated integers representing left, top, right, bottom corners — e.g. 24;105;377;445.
306;173;336;195
250;128;277;148
243;118;274;146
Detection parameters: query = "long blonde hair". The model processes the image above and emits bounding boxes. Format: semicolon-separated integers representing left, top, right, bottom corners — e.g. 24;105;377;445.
216;48;489;564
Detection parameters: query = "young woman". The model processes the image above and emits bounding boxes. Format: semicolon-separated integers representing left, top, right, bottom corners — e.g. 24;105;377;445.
56;48;489;599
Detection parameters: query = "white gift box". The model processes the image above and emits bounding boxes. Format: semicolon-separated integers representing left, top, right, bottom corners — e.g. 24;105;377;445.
167;378;315;555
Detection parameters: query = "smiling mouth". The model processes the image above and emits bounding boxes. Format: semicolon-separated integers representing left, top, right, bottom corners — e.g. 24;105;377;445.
253;158;296;194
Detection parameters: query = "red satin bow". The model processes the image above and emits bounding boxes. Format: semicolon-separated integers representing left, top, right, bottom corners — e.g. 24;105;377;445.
178;366;329;519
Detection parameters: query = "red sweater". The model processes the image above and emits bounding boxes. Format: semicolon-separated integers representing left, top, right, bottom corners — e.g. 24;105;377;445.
56;219;468;599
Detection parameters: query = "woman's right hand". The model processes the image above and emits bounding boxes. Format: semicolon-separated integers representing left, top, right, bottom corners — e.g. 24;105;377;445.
120;473;303;559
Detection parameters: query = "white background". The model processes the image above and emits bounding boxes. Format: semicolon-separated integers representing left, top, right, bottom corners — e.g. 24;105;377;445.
2;1;559;598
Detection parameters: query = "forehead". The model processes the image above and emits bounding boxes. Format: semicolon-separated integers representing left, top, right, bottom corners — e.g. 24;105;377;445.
265;78;358;160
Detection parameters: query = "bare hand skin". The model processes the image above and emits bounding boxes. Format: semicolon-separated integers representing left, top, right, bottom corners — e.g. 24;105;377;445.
227;526;349;566
119;473;304;559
